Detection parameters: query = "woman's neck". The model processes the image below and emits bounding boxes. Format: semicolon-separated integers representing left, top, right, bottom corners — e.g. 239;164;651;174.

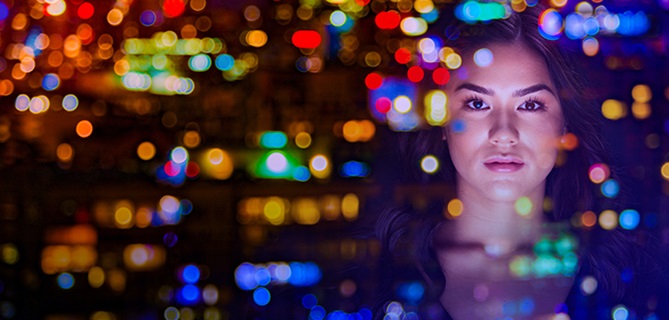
442;181;548;249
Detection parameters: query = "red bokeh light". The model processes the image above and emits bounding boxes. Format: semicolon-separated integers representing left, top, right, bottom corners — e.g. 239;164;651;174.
375;97;392;113
365;72;383;90
355;0;371;5
407;66;424;83
165;161;181;177
394;48;412;64
163;0;186;18
185;162;200;178
432;68;451;85
375;11;401;30
77;2;94;19
291;30;322;49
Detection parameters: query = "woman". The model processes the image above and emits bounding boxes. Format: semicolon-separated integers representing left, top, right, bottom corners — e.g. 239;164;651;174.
375;4;653;319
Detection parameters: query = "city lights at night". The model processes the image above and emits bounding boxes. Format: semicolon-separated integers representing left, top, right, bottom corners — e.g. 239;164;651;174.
0;0;668;319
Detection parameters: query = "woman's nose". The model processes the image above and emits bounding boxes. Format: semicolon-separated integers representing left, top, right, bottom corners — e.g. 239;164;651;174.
488;111;519;147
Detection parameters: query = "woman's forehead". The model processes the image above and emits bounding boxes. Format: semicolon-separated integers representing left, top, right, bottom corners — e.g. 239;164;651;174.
447;43;555;91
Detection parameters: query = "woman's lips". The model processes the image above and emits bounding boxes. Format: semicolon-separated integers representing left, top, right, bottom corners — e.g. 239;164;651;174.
484;162;524;173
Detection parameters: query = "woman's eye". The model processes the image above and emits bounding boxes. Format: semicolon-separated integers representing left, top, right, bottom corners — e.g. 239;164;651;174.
465;99;489;110
519;100;544;111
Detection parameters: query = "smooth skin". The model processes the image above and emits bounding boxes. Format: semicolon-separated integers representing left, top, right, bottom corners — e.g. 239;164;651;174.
435;42;573;319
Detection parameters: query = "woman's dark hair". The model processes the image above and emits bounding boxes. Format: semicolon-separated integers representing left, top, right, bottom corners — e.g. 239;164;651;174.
375;3;657;315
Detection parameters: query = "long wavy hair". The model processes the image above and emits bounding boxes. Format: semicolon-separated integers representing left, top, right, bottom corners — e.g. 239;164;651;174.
374;3;657;315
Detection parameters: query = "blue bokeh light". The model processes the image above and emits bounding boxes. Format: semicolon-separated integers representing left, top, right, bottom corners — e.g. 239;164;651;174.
340;161;370;178
140;10;157;26
178;284;200;305
310;305;326;320
253;287;271;306
57;273;74;289
215;54;234;71
302;294;318;309
235;263;258;291
601;179;620;198
42;73;60;91
255;267;271;286
619;209;640;230
293;166;311;182
182;265;200;284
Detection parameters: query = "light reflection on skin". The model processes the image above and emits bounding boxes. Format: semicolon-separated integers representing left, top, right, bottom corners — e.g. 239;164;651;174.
434;42;576;319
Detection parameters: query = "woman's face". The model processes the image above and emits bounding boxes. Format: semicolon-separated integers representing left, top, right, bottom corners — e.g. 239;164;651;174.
444;43;564;202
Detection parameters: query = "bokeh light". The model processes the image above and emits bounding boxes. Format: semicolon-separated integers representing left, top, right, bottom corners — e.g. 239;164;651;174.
76;120;93;138
420;155;439;174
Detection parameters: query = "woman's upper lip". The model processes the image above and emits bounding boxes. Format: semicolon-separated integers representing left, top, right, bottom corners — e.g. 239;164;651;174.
483;156;525;164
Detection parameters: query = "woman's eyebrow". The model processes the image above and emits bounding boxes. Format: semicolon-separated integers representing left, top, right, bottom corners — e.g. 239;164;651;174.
512;84;556;98
454;83;494;95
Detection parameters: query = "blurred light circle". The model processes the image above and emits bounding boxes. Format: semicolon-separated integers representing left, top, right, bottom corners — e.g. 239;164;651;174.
42;73;60;91
62;94;79;111
253;287;271;306
15;94;30;111
330;10;346;27
473;48;493;67
619;209;640;230
57;272;75;289
171;147;188;164
420;155;439;174
76;120;93;138
267;152;288;173
215;54;234;71
580;275;597;295
140;10;157;26
182;265;200;284
601;179;619;198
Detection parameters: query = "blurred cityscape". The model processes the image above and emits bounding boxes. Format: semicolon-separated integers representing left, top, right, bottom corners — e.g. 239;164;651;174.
0;0;668;319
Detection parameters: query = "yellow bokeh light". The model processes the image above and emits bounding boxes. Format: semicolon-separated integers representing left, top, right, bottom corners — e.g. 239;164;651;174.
88;266;105;288
107;8;124;26
515;197;532;216
446;198;463;218
414;0;435;13
292;198;320;225
76;120;93;138
115;207;133;229
631;84;651;103
12;13;28;31
341;193;359;221
309;154;331;179
137;141;156;161
108;268;127;292
46;0;67;16
550;0;568;7
191;0;207;11
183;131;201;148
263;197;286;225
203;148;233;180
601;99;625;120
56;143;74;162
320;195;341;221
661;162;669;181
343;121;361;142
295;132;312;148
246;30;268;48
425;90;448;126
2;244;19;265
598;210;618;230
631;102;651;120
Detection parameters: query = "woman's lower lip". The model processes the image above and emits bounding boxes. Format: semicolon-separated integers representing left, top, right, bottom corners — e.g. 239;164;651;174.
484;163;524;173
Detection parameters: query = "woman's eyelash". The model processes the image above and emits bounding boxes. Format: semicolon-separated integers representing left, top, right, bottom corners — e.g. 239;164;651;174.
459;95;548;112
519;97;547;111
461;95;489;111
